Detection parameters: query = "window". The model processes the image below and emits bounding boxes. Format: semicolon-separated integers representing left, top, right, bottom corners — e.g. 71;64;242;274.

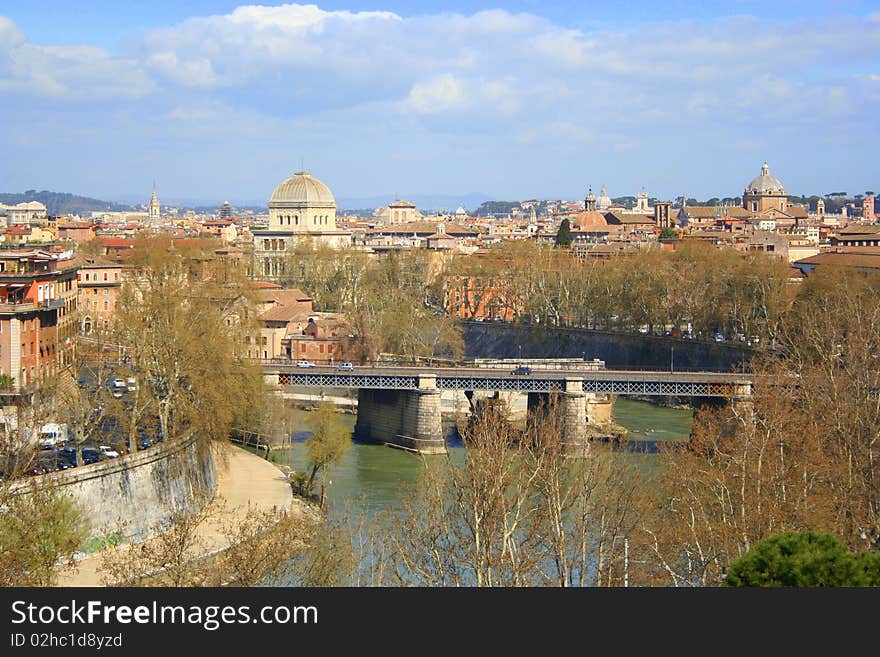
104;272;108;281
104;288;108;295
261;336;268;346
103;301;109;311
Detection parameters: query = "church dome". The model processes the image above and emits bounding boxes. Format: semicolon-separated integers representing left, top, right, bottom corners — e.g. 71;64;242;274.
745;163;785;195
269;171;336;208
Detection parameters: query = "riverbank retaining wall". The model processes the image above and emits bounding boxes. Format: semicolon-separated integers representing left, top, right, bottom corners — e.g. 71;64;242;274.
12;435;216;542
463;322;755;372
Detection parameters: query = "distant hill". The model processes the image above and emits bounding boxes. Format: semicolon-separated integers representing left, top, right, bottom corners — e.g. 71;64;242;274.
0;190;130;216
475;201;521;216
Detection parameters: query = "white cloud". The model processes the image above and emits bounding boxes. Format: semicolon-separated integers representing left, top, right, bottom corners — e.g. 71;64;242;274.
0;17;153;98
147;51;217;87
404;74;466;114
2;5;880;199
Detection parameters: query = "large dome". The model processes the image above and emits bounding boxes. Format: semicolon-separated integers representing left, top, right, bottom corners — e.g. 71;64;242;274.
269;171;336;208
745;163;785;195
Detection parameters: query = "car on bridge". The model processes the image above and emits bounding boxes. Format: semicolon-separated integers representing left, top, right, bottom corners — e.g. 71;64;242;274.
296;360;317;368
511;365;532;376
336;361;354;371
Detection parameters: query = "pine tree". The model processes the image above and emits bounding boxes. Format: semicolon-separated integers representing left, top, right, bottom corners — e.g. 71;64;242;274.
555;218;572;247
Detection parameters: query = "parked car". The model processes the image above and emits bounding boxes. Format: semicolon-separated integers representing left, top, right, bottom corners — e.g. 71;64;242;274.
511;365;532;376
336;361;354;371
60;446;78;466
296;360;316;368
126;377;137;392
99;445;119;459
714;333;725;342
81;448;102;465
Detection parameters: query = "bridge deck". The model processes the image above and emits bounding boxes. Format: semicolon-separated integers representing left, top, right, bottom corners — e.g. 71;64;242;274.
264;365;750;397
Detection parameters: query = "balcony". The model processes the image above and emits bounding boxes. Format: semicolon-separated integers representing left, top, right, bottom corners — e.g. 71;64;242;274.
0;298;66;314
0;302;38;314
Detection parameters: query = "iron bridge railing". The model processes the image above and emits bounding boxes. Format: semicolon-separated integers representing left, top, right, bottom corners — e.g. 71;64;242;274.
273;371;738;397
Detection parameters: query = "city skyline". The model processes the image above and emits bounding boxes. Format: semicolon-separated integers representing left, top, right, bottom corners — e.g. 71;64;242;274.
0;1;878;203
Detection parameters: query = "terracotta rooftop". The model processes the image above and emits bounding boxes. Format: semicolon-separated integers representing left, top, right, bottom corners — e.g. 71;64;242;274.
256;288;313;306
794;250;880;270
604;212;655;225
259;305;313;323
571;210;607;229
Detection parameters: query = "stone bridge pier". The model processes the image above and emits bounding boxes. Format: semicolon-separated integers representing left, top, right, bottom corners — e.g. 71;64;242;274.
353;375;446;454
527;378;590;454
731;381;754;422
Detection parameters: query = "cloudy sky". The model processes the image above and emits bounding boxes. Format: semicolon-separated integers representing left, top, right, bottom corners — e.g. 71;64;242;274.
0;1;878;206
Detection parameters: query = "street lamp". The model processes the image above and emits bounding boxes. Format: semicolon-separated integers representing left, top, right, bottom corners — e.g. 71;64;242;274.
671;346;674;373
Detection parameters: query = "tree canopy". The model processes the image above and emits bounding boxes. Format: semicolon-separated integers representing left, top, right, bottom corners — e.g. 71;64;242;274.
554;218;572;247
724;532;880;587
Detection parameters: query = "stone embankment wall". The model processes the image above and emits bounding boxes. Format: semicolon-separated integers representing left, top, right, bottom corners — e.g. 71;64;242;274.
14;436;215;542
463;322;755;372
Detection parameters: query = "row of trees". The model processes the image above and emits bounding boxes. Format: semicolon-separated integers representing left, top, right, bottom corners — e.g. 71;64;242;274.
278;242;464;363
450;240;794;343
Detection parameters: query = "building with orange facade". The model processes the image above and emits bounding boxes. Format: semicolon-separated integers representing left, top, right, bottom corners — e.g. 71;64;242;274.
77;257;124;335
243;284;353;363
0;249;78;389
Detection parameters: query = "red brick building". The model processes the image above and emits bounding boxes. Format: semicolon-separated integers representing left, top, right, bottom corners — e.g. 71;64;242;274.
0;249;78;389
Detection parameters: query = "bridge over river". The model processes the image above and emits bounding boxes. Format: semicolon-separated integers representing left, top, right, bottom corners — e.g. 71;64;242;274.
262;363;753;454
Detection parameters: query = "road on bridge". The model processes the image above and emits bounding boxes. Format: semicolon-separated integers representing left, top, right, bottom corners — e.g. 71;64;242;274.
264;363;751;384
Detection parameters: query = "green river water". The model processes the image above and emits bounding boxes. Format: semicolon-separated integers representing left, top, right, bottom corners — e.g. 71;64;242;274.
264;397;693;518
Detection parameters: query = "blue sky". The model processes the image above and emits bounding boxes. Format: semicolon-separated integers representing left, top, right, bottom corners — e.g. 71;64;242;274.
0;1;878;206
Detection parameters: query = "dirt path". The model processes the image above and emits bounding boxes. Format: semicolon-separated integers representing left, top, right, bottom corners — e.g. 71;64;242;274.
56;442;297;586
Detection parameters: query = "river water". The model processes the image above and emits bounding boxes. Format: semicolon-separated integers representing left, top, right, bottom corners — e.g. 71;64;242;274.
266;397;692;518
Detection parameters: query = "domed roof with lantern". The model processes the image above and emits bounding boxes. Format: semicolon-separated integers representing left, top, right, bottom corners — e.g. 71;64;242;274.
745;163;786;195
269;171;336;208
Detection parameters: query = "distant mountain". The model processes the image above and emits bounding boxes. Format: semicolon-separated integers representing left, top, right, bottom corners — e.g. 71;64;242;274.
0;190;129;216
338;192;491;215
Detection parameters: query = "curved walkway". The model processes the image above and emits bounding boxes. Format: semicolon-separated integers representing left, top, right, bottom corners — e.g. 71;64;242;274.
56;442;296;587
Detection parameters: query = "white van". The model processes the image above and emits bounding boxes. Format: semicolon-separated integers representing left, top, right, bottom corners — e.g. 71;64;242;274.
39;423;69;448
